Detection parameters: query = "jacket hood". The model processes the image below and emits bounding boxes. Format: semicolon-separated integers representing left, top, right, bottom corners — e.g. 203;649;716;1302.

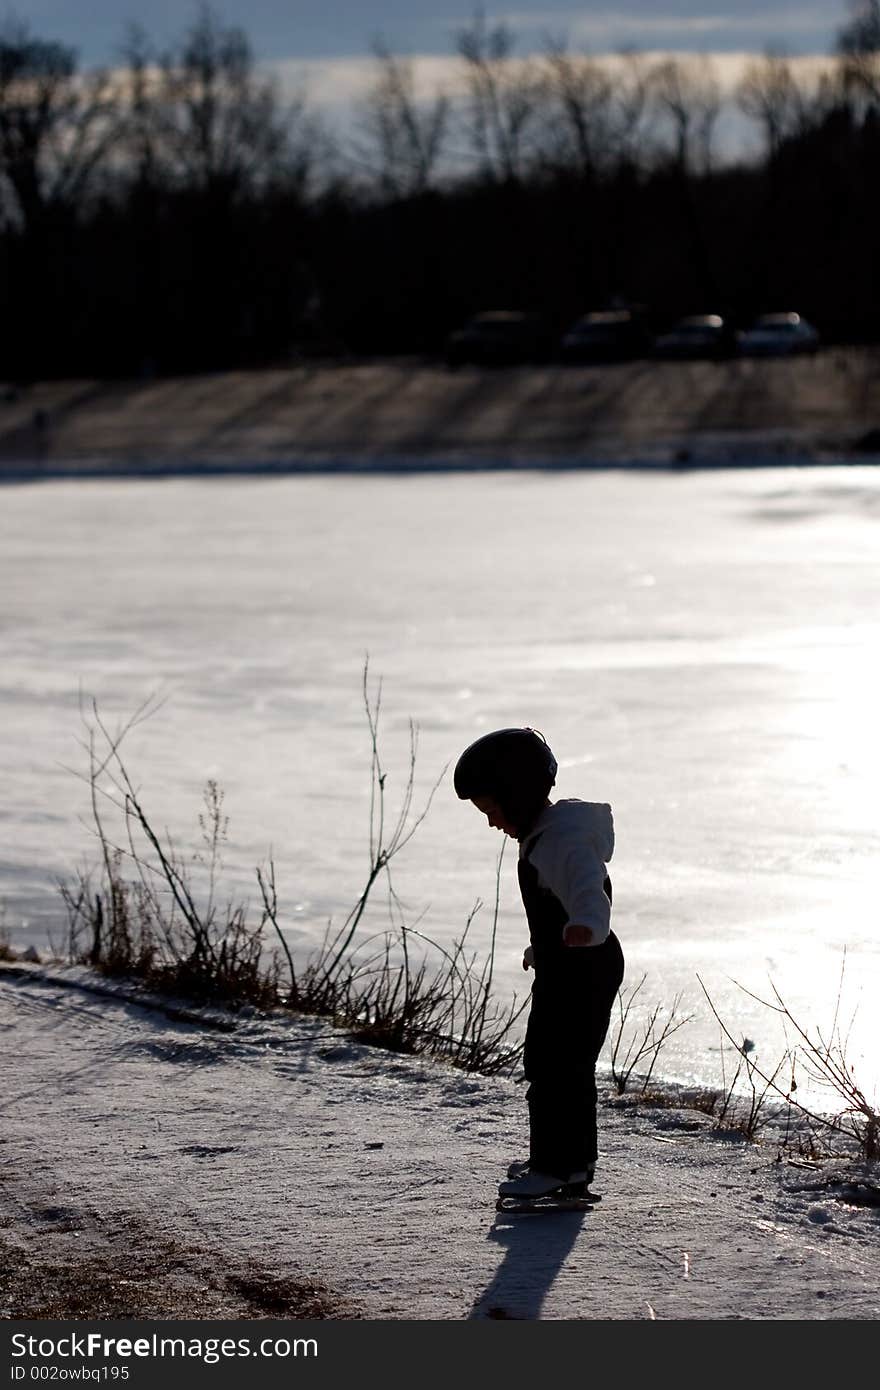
523;798;614;861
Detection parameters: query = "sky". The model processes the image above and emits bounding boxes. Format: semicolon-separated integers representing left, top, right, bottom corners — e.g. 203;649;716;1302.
10;2;851;158
15;2;848;68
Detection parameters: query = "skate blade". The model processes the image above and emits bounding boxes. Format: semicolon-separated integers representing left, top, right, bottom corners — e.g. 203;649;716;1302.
496;1192;601;1215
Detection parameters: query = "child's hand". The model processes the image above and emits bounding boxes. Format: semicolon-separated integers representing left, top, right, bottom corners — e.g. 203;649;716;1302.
522;945;535;971
563;923;594;947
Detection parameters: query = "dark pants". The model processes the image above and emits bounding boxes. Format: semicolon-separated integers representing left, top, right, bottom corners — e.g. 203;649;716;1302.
523;932;624;1177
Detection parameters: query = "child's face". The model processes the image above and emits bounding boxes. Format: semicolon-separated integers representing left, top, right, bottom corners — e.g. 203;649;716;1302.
471;794;519;838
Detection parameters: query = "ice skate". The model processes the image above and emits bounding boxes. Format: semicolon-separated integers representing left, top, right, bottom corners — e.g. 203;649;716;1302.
502;1159;595;1184
495;1167;601;1214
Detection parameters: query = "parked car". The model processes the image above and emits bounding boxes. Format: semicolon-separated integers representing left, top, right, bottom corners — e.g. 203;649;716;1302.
560;310;651;363
653;314;731;360
444;311;553;366
736;312;819;357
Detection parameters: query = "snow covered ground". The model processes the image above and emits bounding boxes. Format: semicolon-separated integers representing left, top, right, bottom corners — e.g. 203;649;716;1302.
2;962;878;1321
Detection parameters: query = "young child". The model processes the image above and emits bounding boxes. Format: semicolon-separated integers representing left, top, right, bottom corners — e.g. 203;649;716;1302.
454;727;624;1200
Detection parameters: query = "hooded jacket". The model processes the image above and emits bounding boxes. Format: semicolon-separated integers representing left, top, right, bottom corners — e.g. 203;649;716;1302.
518;799;614;948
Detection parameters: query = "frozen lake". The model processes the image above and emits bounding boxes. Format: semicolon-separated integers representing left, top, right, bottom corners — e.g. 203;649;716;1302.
3;465;879;1099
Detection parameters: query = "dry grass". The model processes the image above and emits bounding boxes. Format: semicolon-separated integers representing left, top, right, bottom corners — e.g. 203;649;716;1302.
60;670;527;1076
609;973;695;1095
699;970;880;1161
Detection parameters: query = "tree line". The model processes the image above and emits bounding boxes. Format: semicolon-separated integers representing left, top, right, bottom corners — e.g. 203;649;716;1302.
1;2;879;378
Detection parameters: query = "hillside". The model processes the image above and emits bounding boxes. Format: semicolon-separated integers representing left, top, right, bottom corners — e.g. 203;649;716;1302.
2;350;879;477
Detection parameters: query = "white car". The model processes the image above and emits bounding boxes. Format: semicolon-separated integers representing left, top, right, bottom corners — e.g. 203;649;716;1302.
736;312;819;356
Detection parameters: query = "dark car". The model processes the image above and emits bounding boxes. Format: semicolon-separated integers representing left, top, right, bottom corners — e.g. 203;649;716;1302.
653;314;732;360
736;312;819;357
445;311;553;367
560;310;651;363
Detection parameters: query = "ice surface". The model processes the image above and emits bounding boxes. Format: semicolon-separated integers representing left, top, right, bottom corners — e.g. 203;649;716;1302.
2;465;879;1099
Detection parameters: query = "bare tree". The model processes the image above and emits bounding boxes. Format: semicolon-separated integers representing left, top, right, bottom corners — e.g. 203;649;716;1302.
540;45;655;176
651;55;722;175
455;9;546;183
541;42;614;178
737;52;808;160
150;4;319;198
605;50;655;171
837;0;880;109
355;40;449;197
115;23;163;189
0;19;115;227
838;0;880;56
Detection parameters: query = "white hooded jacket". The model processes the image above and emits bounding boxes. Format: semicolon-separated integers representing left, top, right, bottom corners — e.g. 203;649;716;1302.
519;799;615;946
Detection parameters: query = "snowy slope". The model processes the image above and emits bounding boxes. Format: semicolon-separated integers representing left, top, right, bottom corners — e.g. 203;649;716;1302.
2;963;877;1321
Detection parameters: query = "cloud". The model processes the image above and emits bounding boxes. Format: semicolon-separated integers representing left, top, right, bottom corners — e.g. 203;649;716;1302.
495;6;836;49
272;47;837;116
271;54;465;110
